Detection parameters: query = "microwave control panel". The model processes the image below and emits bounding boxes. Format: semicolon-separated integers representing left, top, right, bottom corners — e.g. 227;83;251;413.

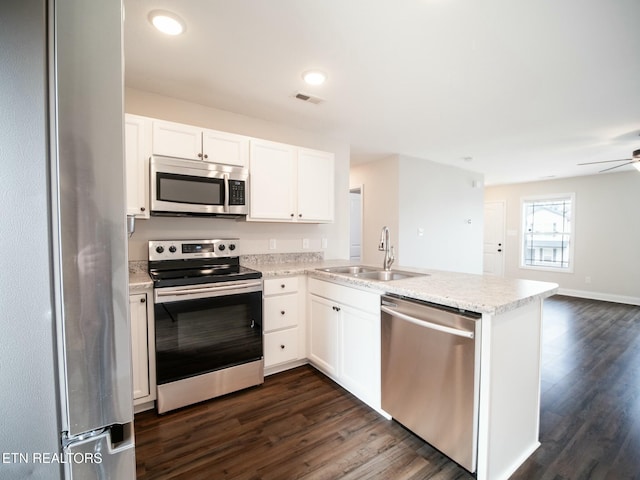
229;180;245;206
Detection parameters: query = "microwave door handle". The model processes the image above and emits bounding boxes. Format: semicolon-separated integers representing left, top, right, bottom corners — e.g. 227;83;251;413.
223;174;230;213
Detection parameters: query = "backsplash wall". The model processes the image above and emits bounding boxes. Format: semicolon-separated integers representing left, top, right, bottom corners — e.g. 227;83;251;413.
128;215;339;261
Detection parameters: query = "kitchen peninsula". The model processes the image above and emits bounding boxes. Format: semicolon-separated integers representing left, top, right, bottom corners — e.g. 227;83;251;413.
248;256;557;480
130;255;557;480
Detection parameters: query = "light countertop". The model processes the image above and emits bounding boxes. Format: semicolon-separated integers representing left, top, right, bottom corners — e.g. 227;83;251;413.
128;257;558;315
254;260;558;315
128;261;153;293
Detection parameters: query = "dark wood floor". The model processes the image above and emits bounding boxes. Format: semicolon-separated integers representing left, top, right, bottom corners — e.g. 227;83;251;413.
134;295;640;479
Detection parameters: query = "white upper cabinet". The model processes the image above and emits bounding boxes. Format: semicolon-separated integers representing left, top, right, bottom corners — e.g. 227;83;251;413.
249;139;297;221
152;120;201;160
124;114;151;218
297;148;335;222
249;140;334;223
152;119;248;167
202;129;249;166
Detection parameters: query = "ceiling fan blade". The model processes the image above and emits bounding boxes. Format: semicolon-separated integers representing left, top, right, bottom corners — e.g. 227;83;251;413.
577;158;630;166
599;161;635;173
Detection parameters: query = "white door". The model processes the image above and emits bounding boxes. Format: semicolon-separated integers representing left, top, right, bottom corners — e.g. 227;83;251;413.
152;120;202;160
307;294;339;376
124;114;150;218
349;188;362;261
248;139;296;221
297;148;335;222
129;293;149;400
483;201;505;276
202;129;249;166
339;305;379;407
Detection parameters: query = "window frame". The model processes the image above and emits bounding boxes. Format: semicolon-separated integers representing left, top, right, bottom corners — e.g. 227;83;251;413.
519;193;575;273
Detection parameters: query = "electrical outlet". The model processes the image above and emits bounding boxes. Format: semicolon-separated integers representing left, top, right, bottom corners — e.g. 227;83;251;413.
417;228;424;237
302;238;309;249
321;238;328;249
585;276;591;284
269;239;277;250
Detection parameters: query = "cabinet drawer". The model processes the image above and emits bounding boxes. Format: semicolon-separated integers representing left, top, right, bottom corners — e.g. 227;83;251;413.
264;276;299;296
264;328;299;367
264;294;299;332
308;277;380;314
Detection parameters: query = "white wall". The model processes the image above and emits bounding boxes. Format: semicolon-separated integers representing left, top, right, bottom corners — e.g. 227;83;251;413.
350;155;484;273
125;87;350;261
485;171;640;304
398;155;484;273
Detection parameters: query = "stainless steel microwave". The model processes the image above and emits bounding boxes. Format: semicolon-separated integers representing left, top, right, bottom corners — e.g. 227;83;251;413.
150;155;248;217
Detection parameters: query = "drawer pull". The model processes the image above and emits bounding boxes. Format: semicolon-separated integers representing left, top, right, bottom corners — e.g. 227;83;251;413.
280;344;285;349
281;284;286;289
281;310;286;315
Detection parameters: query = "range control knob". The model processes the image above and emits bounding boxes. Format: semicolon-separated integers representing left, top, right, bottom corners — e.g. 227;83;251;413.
169;245;177;253
155;246;164;254
229;244;236;251
218;244;226;251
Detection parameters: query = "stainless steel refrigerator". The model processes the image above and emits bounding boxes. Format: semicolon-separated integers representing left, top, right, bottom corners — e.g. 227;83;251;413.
0;0;135;478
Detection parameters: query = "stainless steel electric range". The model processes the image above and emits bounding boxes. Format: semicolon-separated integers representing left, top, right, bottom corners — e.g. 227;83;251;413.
148;239;263;414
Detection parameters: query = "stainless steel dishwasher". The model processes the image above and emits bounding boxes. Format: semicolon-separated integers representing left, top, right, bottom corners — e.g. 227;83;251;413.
381;294;481;473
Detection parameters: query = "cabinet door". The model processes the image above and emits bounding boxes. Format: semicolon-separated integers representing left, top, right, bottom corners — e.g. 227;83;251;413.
124;114;150;218
339;305;380;408
308;294;339;376
130;294;150;401
202;129;249;167
152;120;202;160
297;148;334;222
248;140;296;221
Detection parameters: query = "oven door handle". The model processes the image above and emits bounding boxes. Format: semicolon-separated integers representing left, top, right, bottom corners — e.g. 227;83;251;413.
155;281;262;303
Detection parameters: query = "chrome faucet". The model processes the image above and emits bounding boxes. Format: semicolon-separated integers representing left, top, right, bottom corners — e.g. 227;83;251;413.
378;226;395;271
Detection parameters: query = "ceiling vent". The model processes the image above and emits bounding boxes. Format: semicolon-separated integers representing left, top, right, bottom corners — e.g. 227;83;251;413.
294;92;324;105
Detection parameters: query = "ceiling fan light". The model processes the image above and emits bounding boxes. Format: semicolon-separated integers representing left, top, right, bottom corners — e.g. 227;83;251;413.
149;10;186;36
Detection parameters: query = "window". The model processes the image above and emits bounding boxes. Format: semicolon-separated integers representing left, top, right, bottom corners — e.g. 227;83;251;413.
521;194;574;271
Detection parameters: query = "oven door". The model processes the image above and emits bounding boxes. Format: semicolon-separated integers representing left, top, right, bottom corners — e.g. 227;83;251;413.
154;280;263;385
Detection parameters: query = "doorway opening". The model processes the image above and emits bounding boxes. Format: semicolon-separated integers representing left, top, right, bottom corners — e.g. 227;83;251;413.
349;187;363;262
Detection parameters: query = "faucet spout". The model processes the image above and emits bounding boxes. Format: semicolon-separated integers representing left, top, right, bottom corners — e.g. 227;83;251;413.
378;226;395;271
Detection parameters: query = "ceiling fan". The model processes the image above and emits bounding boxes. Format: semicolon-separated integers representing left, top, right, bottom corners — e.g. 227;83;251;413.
578;148;640;173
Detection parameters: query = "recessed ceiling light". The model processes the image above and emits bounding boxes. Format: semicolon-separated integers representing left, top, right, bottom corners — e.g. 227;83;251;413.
149;10;186;36
302;70;327;86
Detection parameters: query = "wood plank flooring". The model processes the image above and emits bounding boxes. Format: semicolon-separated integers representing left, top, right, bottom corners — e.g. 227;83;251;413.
134;295;640;479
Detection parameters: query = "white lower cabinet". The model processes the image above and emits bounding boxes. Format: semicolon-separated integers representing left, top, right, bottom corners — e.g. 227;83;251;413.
129;291;156;411
308;295;339;376
263;276;306;373
264;328;300;366
307;278;382;413
339;304;379;405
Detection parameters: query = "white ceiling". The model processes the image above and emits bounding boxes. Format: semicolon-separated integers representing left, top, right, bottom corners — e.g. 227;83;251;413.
123;0;640;185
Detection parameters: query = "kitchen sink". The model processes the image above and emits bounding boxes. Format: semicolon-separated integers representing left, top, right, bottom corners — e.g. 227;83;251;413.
356;270;425;281
318;266;427;281
320;265;378;275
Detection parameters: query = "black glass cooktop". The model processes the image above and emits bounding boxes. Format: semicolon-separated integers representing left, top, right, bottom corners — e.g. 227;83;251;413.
149;257;261;288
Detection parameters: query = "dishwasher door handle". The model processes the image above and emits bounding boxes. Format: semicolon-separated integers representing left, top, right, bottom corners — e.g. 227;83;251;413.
381;305;475;339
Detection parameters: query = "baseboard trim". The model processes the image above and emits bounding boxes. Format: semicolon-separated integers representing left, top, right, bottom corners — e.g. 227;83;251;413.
557;288;640;306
